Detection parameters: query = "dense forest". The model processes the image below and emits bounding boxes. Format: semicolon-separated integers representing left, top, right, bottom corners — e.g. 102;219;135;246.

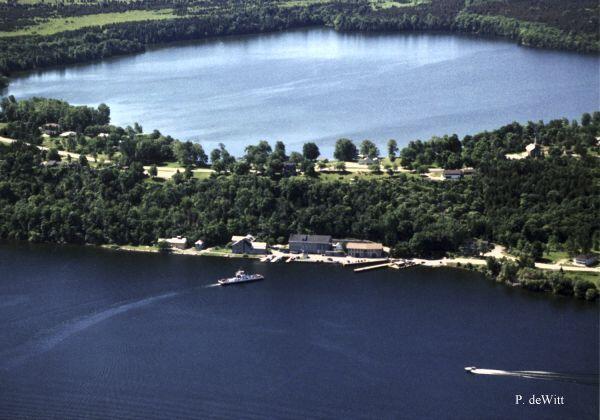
0;0;598;84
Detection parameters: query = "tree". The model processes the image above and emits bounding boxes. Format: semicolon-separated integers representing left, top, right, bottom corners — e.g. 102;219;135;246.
157;241;171;253
148;164;158;178
387;139;398;161
47;148;61;161
334;138;358;162
302;142;320;160
174;141;207;167
360;140;379;159
334;161;346;172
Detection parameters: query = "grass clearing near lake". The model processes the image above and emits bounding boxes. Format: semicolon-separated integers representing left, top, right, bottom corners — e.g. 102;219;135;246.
0;10;181;38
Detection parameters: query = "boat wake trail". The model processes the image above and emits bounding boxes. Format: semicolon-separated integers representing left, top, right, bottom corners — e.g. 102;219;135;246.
203;283;221;288
1;291;180;370
466;368;598;385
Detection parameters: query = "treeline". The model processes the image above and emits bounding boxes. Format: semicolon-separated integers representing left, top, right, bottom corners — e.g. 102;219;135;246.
465;258;599;301
1;0;598;81
400;113;600;169
453;12;599;53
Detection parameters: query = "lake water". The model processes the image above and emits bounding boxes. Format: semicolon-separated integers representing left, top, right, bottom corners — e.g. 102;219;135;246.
0;242;597;418
7;29;600;156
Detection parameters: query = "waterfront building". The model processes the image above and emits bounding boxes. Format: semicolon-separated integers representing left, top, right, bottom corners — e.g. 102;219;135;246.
194;239;204;250
231;236;268;255
288;234;332;254
158;236;187;250
346;242;384;258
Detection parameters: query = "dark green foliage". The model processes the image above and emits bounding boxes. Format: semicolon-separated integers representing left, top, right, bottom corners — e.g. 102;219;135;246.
334;138;358;162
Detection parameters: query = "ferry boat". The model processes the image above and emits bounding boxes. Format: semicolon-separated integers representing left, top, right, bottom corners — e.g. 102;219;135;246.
464;366;476;373
218;270;264;286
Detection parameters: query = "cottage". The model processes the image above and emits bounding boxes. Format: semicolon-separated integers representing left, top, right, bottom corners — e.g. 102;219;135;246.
525;143;542;157
194;239;204;250
573;254;598;267
443;169;463;180
289;234;332;254
346;242;384;258
231;236;268;255
39;123;61;136
158;236;187;250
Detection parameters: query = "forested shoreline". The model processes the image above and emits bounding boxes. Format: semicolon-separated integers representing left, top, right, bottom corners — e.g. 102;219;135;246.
1;97;599;300
0;0;598;86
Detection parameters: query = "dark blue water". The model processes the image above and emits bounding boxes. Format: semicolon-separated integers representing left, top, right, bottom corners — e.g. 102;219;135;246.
7;29;600;156
0;242;597;418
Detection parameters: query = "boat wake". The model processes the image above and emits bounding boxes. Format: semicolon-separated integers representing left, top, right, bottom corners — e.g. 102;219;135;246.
1;291;180;370
466;367;598;385
203;283;221;288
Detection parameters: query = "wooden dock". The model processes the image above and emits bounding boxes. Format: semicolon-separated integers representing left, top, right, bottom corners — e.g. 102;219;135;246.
354;262;395;272
354;260;418;272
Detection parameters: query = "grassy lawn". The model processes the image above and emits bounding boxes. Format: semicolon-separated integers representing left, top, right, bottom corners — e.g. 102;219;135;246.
564;271;600;287
543;250;570;264
370;0;430;10
0;10;181;37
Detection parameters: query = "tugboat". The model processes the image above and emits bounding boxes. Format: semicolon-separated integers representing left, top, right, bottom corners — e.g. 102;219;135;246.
218;270;264;286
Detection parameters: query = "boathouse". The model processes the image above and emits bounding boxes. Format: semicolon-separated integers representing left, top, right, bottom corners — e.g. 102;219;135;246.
231;235;268;255
158;236;188;250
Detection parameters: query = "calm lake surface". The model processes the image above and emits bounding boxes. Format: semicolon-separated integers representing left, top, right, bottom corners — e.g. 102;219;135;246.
7;29;600;156
0;242;597;418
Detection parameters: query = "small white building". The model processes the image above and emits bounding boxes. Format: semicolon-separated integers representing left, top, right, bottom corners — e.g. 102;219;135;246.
573;254;598;267
158;236;187;250
194;239;204;250
59;131;77;138
443;169;463;180
97;133;110;138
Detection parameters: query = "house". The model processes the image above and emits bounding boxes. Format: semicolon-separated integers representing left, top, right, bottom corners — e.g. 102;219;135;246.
346;242;384;258
462;168;475;176
283;162;297;176
289;234;332;254
443;169;463;180
194;239;204;250
39;123;61;136
525;142;542;157
158;236;187;250
358;156;379;165
573;254;598;267
59;131;77;138
231;235;268;255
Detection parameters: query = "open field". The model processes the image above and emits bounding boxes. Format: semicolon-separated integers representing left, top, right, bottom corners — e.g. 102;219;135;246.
0;10;180;38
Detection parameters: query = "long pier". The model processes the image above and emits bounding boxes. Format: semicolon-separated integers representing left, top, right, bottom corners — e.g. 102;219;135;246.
353;260;417;273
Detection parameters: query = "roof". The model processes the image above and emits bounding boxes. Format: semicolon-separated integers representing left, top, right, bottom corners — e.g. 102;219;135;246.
159;236;187;244
346;242;383;250
194;239;204;244
289;234;332;244
59;131;77;137
252;242;267;250
525;143;539;152
41;123;60;128
231;234;254;243
443;169;463;176
574;254;597;260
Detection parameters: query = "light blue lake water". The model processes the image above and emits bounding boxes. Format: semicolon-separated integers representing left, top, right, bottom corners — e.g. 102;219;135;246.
7;29;600;156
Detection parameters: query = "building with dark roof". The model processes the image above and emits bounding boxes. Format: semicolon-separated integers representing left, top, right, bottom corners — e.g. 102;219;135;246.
289;234;332;254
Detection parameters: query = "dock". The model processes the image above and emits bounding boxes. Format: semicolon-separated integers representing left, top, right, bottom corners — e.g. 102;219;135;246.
353;262;395;272
353;259;418;272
